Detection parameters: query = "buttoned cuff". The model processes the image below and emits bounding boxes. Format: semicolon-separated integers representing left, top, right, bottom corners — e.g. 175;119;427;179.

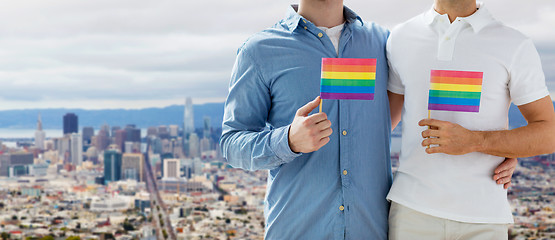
270;125;302;164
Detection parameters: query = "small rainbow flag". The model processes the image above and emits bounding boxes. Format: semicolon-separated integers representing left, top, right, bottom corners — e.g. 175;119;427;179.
320;58;376;100
428;70;483;112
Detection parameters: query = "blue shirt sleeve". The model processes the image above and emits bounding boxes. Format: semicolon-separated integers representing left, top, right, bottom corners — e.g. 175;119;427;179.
220;46;301;171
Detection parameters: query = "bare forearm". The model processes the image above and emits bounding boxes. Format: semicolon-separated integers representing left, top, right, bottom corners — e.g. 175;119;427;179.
476;121;555;158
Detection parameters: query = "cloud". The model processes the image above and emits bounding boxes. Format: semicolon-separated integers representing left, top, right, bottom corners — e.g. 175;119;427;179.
0;0;553;109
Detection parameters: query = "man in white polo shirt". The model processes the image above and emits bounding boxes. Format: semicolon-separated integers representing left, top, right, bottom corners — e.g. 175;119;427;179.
386;0;555;239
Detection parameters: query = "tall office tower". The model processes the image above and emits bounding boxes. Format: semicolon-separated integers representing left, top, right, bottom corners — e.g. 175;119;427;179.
59;136;71;164
200;137;212;153
163;158;180;179
184;97;194;135
114;130;127;152
111;126;121;137
125;126;141;143
124;142;133;153
121;153;145;182
96;129;110;151
104;150;122;184
147;127;158;137
34;113;46;150
100;124;110;136
203;116;211;139
169;125;179;137
82;127;94;144
70;133;83;166
188;133;200;158
63;113;78;135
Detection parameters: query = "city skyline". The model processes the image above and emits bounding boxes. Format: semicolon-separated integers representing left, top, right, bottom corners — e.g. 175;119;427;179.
0;0;553;110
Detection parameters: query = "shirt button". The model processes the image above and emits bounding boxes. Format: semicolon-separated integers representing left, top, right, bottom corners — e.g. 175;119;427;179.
342;130;347;136
304;26;307;30
339;205;345;211
343;170;348;175
445;37;451;41
303;19;307;23
318;32;323;38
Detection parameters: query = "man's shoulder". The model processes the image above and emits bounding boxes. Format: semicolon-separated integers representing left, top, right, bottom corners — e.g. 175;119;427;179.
238;23;291;56
353;20;390;38
482;21;530;44
389;14;425;38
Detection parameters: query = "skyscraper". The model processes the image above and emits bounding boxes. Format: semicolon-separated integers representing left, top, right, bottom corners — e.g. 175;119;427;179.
163;158;180;179
203;116;211;139
184;97;194;135
114;130;127;152
70;133;83;166
104;150;122;184
63;113;78;135
188;133;200;158
169;125;179;137
96;129;110;151
82;127;94;144
35;113;46;150
121;153;145;182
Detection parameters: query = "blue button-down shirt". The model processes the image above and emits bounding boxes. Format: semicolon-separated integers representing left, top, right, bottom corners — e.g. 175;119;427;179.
221;5;391;240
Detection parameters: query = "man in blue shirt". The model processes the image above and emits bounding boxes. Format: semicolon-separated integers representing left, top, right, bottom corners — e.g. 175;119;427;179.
220;0;391;239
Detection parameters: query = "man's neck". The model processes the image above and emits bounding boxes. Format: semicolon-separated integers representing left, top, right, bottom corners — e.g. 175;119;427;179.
434;0;477;23
298;0;344;28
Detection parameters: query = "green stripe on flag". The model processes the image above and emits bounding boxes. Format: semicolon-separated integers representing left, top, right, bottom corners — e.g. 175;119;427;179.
429;90;481;99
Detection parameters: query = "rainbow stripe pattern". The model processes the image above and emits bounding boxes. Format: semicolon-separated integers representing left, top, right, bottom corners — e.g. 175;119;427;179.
320;58;376;100
428;70;483;112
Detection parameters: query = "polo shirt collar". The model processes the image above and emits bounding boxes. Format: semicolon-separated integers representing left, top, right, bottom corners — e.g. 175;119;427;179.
284;4;363;32
423;2;495;33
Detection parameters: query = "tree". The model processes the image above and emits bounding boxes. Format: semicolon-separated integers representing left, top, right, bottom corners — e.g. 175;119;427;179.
40;236;55;240
1;232;10;240
66;236;81;240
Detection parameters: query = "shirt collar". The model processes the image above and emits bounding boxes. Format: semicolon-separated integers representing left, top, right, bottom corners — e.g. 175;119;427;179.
284;4;363;32
423;2;495;33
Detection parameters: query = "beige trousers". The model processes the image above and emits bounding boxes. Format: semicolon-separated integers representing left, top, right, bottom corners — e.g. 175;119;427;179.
389;202;509;240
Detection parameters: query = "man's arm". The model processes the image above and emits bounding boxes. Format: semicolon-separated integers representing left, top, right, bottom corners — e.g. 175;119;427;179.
388;91;404;130
420;96;555;157
221;48;332;171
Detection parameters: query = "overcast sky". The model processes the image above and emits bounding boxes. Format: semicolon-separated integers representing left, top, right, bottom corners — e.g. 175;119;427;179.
0;0;553;110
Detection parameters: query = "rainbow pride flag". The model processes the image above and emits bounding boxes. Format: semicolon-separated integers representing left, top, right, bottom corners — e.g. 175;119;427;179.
320;58;376;100
428;70;483;112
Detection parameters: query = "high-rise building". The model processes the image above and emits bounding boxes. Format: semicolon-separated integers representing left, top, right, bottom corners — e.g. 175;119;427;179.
114;130;127;152
100;124;110;136
82;127;94;144
111;126;121;137
104;150;122;184
96;129;110;151
35;113;46;150
200;138;212;153
188;133;200;158
63;113;78;135
121;153;145;182
163;158;180;179
169;125;179;137
184;97;194;135
70;133;83;166
0;153;33;177
203;116;211;139
125;126;141;143
147;127;158;137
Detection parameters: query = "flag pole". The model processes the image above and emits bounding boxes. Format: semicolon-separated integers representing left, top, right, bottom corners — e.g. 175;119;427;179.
319;98;323;113
427;110;431;149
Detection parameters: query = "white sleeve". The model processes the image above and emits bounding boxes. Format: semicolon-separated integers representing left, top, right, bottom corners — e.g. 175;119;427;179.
386;34;405;95
508;39;550;106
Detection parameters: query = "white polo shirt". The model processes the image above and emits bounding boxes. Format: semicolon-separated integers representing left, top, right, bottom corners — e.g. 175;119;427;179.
386;3;549;224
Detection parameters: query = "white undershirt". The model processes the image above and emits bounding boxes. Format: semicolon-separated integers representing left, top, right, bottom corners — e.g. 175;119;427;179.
318;23;345;55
